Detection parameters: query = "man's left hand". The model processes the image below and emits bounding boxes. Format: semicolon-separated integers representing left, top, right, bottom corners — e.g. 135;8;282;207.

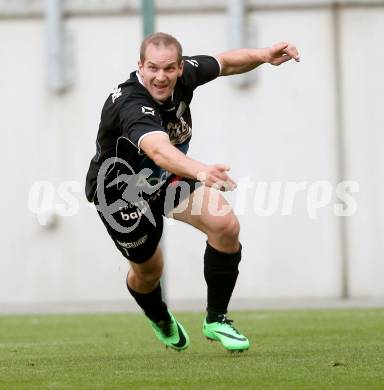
265;42;300;66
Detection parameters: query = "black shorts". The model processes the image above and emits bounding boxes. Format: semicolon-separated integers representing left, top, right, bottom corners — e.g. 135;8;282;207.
94;174;201;263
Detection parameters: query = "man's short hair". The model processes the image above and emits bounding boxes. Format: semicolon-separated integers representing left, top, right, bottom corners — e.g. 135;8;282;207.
140;32;183;64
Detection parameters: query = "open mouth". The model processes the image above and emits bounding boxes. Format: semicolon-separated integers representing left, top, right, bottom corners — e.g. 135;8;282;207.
154;84;168;91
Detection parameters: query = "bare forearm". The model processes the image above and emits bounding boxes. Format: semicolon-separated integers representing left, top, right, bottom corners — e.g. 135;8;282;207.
152;144;206;179
140;134;237;190
217;42;300;76
217;48;268;76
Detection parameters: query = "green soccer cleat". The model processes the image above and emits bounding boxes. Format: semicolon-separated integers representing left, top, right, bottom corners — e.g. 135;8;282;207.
203;314;250;352
149;311;190;351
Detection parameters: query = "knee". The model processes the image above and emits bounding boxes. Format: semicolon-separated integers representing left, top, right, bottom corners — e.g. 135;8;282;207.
136;267;162;285
211;213;240;242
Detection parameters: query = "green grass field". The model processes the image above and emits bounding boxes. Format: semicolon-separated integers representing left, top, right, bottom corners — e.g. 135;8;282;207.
0;309;383;390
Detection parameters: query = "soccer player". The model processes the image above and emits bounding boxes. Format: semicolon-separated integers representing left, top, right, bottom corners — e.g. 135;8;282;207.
85;33;299;352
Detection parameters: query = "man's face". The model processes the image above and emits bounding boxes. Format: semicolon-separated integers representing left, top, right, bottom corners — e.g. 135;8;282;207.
138;43;183;101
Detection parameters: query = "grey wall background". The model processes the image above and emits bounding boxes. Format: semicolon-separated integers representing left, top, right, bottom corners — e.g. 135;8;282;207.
0;0;383;309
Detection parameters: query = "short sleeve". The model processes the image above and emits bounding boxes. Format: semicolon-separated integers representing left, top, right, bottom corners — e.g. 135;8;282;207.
119;97;166;151
180;55;221;90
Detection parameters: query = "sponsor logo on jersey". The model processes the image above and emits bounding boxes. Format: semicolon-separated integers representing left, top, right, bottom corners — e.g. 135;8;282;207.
111;87;122;103
119;206;148;221
167;116;192;145
142;106;155;116
186;59;199;67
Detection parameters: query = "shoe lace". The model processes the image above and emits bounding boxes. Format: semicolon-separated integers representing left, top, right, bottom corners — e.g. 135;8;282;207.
218;314;241;335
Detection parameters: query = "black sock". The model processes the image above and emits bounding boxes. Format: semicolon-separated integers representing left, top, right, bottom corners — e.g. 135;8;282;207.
204;242;242;322
127;281;171;323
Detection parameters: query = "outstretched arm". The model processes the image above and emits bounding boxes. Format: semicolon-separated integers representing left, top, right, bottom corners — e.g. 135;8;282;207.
217;42;300;76
140;133;237;191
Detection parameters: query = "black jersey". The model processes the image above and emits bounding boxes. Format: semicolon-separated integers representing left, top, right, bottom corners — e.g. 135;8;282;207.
85;55;220;202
